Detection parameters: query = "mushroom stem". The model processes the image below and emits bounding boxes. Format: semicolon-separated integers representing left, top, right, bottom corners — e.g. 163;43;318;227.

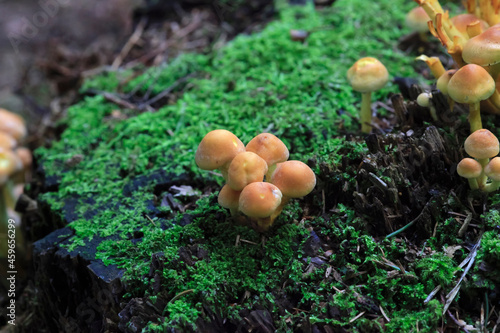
467;178;479;190
361;92;373;134
469;102;483;132
477;157;490;189
484;180;500;193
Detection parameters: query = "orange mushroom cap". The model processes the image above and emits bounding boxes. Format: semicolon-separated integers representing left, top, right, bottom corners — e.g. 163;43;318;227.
218;184;241;212
195;129;245;171
450;14;489;37
238;182;282;218
447;64;495;104
485;157;500;181
464;129;500;159
347;57;389;93
457;157;483;179
0;108;27;142
462;25;500;67
227;151;268;191
270;160;316;198
406;7;431;33
245;133;289;167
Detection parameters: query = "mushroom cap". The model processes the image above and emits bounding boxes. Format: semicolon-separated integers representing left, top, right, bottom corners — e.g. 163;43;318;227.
239;182;282;218
416;92;431;107
0;108;27;142
447;64;495;104
347;57;389;93
451;14;489;37
485;157;500;181
270;160;316;198
406;6;430;33
464;129;500;159
245;133;289;167
227;151;268;191
463;25;500;67
457;157;483;179
436;69;456;95
15;147;32;169
0;132;17;150
195;129;245;171
218;184;241;211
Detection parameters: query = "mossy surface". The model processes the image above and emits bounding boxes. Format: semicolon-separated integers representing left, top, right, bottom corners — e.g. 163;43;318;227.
33;0;500;331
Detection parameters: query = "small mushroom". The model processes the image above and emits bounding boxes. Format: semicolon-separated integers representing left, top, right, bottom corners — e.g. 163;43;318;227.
0;108;26;142
226;151;268;191
447;64;495;132
456;157;482;190
484;157;500;192
347;57;389;134
464;128;500;188
195;129;246;180
269;160;316;220
245;133;289;179
238;182;283;231
218;184;241;217
406;6;431;41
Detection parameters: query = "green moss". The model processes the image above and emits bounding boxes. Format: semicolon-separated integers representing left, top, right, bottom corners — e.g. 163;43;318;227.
385;300;442;333
31;0;467;330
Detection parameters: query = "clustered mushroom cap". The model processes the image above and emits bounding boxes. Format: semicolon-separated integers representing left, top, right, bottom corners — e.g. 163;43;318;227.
346;57;389;93
485;157;500;181
462;25;500;67
406;6;431;33
457;157;483;179
450;14;489;37
270;160;316;198
0;108;27;142
195;129;245;171
238;182;282;218
245;133;289;167
0;132;17;150
447;64;495;104
227;151;268;191
436;69;456;95
218;184;241;211
464;129;500;159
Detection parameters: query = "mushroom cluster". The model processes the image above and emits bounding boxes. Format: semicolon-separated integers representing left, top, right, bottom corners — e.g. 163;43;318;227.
196;130;316;232
411;0;500;132
457;129;500;192
0;108;31;257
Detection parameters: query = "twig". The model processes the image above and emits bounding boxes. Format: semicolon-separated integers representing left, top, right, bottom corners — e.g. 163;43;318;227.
424;285;442;304
102;92;139;110
458;211;472;237
443;236;482;314
447;309;472;333
349;311;365;323
112;17;148;70
379;305;390;322
140;72;197;108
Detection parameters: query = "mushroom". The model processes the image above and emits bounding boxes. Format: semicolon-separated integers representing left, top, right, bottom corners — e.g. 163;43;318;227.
416;55;446;79
218;184;241;217
195;129;246;180
450;13;489;39
347;57;389;134
462;25;500;81
464;128;500;188
484;157;500;192
416;92;438;121
245;133;289;179
447;64;495;132
406;6;431;41
456;157;483;190
436;69;456;110
226;151;268;191
238;182;283;231
269;160;316;220
0;108;27;142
